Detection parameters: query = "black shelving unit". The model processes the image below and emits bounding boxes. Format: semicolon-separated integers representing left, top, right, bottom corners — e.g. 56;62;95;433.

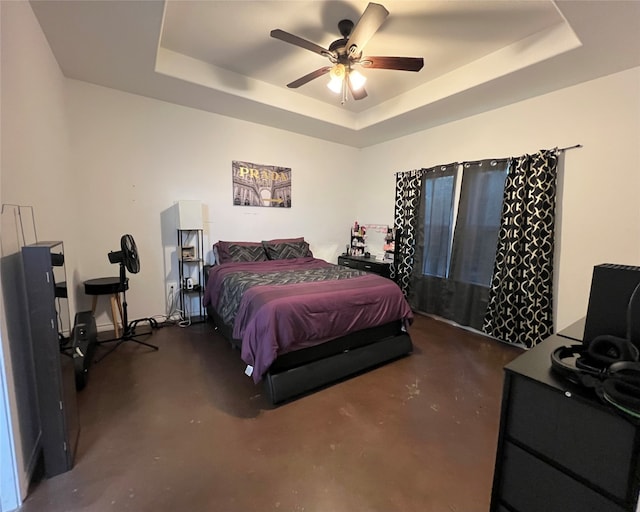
177;229;205;323
349;222;366;256
22;241;79;477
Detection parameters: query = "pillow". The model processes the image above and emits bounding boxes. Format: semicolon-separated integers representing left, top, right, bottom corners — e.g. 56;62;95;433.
263;240;312;260
263;236;305;244
214;241;267;263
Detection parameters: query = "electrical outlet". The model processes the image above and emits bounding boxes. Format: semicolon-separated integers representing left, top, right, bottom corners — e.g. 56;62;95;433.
166;282;177;297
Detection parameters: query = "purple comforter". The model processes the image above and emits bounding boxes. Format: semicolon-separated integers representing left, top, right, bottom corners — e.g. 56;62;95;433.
204;258;413;383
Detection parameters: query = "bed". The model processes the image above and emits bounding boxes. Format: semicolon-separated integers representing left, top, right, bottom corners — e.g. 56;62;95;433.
203;239;413;404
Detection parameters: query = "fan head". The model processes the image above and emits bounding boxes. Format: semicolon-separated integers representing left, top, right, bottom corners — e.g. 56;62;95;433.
108;234;140;274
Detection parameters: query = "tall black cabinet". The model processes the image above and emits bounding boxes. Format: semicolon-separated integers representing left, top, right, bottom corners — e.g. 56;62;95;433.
22;241;79;477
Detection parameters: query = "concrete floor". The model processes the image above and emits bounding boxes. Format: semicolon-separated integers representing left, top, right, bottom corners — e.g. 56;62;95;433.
19;313;522;512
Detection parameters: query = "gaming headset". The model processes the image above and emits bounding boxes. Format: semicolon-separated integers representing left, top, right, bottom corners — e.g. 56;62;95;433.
551;334;640;418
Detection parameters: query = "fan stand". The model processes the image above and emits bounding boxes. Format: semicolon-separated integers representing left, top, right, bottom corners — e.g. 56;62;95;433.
95;260;159;362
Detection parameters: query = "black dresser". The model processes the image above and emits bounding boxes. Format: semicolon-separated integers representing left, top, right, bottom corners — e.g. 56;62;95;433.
337;254;391;278
490;323;640;511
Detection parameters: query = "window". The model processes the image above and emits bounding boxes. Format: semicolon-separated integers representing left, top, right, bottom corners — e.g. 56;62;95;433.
450;160;509;286
421;166;457;278
421;159;509;286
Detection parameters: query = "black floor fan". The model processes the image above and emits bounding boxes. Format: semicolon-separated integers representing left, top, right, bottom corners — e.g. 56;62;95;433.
96;234;158;361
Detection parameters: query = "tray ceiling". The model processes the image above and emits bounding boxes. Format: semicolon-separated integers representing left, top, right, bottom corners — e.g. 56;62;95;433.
30;0;640;147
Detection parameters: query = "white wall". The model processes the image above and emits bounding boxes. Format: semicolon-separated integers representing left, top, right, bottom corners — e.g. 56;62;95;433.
67;68;640;332
357;66;640;330
65;81;361;326
0;0;73;506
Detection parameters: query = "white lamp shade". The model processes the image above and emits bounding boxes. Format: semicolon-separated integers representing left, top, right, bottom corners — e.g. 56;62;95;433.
177;200;203;230
349;70;367;91
327;76;343;93
327;63;346;94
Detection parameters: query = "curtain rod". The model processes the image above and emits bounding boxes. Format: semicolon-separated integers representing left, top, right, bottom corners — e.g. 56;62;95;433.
394;145;582;175
557;144;582;152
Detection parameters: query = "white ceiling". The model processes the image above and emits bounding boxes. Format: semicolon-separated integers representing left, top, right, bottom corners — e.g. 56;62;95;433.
30;0;640;148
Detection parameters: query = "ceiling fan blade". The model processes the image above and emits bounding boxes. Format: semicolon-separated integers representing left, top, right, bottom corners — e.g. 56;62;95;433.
349;81;368;101
360;56;424;72
271;29;333;58
286;66;332;88
346;3;389;57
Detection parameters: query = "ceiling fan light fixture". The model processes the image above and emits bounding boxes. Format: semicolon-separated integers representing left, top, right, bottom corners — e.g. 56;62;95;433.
329;63;346;80
327;75;343;94
327;63;346;93
348;69;367;91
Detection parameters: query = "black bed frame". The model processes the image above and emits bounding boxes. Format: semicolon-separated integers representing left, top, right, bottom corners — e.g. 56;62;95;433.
207;306;413;404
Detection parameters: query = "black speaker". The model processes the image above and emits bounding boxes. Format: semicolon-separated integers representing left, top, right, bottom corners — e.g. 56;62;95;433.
583;264;640;350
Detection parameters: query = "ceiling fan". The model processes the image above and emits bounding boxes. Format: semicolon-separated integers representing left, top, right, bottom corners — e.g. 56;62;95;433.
271;2;424;104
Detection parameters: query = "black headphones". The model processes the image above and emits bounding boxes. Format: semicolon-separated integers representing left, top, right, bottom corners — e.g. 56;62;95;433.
551;334;640;418
603;361;640;414
580;334;639;369
551;344;600;387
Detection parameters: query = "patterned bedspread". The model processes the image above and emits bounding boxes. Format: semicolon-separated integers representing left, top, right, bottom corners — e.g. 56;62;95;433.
204;257;413;383
216;264;366;325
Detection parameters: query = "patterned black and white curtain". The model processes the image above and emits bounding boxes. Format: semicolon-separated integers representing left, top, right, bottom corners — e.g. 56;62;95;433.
391;169;424;295
483;149;559;348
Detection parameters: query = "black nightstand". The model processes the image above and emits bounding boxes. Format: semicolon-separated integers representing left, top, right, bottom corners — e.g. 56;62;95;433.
337;255;391;278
